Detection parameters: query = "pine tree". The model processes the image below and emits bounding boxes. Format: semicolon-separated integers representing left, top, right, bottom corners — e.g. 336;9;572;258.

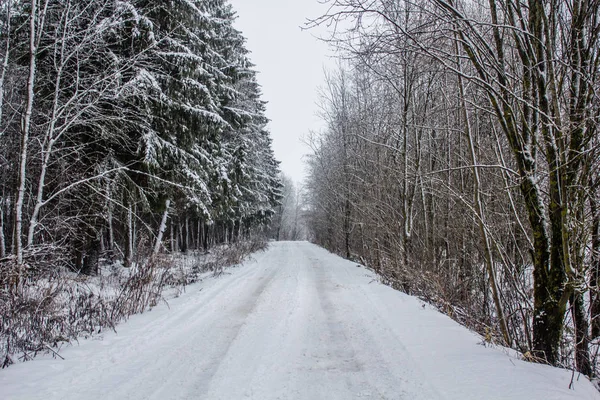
0;0;281;270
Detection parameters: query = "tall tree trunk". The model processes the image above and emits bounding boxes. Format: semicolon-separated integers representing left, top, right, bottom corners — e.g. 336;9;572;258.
0;0;10;129
196;219;201;249
185;216;190;251
14;0;39;265
452;0;561;363
169;219;175;253
456;41;511;346
0;203;5;258
26;63;65;246
591;186;600;338
202;221;209;252
533;0;568;364
107;203;114;253
344;197;351;258
125;203;134;268
571;290;592;376
178;220;187;253
152;200;170;255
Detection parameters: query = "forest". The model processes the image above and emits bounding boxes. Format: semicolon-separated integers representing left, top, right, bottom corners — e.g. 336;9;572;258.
0;0;281;367
2;0;600;388
305;0;600;377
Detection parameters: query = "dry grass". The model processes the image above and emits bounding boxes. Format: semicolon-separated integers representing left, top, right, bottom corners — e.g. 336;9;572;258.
0;238;267;368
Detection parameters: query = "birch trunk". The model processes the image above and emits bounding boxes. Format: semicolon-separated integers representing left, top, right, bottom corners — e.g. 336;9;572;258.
125;203;133;268
152;200;170;255
14;0;38;265
0;204;5;258
108;203;114;252
0;0;10;130
26;59;66;246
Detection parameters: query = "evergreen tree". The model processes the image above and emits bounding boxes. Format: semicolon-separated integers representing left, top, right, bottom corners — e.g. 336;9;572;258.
0;0;281;270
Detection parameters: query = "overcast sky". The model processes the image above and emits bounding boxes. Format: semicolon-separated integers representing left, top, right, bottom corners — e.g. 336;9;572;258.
230;0;335;184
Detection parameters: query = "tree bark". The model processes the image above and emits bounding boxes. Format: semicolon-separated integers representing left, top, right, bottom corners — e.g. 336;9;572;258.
0;204;5;259
591;186;600;338
0;0;10;129
455;39;511;346
125;203;134;268
571;290;592;376
14;0;39;265
152;200;170;255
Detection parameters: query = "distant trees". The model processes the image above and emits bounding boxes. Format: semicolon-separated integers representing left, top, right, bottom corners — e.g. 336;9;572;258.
307;0;600;376
0;0;281;275
269;174;307;241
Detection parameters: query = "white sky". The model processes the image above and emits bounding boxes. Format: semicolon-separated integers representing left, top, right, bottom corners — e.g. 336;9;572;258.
230;0;335;184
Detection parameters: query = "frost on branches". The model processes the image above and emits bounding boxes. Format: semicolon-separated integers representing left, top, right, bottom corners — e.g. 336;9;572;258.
0;0;280;366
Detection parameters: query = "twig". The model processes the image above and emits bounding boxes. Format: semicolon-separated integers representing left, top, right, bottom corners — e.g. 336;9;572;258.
43;343;65;360
569;367;575;390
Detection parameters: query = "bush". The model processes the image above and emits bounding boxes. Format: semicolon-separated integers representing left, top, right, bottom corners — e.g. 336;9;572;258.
0;238;267;368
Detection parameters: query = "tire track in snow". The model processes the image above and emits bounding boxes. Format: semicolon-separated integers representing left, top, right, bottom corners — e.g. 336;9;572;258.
137;261;281;400
310;244;443;399
3;242;598;400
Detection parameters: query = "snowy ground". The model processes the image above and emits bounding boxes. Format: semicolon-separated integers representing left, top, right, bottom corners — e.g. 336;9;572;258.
2;241;598;400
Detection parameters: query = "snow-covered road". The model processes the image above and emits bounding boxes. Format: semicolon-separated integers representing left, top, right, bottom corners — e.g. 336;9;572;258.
2;241;599;399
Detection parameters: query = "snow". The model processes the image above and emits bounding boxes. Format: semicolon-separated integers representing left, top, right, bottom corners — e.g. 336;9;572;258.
1;241;598;400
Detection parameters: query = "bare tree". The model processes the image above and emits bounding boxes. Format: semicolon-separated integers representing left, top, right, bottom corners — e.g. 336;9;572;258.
306;0;600;374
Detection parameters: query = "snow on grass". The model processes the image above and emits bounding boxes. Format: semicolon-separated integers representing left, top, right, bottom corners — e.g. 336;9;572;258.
0;241;264;369
1;242;598;399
